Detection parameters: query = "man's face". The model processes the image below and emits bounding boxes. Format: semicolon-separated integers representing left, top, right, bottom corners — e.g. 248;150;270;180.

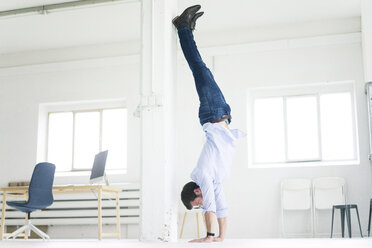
190;188;203;208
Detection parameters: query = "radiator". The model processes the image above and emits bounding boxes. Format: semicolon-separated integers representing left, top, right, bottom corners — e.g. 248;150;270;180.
0;183;140;226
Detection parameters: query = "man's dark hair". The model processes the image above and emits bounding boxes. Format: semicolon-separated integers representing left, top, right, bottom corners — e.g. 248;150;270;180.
181;181;199;210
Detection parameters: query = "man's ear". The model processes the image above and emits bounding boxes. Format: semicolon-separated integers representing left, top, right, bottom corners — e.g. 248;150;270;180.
194;188;201;195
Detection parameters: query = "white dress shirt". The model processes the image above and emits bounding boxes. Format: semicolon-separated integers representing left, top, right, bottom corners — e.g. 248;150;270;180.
190;122;245;218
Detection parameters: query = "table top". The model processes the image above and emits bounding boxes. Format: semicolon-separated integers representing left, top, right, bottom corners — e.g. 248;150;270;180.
0;184;122;193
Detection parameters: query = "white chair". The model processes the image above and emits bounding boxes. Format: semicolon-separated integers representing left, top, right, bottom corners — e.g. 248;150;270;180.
281;178;313;237
312;177;346;237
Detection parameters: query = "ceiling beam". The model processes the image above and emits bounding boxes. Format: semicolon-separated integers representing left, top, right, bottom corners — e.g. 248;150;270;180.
0;0;139;17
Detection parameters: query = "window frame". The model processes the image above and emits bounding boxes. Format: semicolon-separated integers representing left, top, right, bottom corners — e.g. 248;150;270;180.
247;81;360;168
41;99;127;173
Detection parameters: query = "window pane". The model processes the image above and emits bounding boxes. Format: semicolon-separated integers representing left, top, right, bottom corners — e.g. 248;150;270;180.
102;109;127;170
48;112;73;171
74;112;100;170
320;93;355;160
286;96;320;161
253;98;285;163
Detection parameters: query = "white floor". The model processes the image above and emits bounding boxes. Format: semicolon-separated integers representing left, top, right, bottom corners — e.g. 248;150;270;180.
0;239;371;248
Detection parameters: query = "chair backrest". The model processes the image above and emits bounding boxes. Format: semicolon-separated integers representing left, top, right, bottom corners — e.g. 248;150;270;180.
281;178;312;210
27;162;56;209
312;177;346;210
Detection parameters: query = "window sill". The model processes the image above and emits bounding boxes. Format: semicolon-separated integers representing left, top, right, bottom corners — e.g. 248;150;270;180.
248;160;360;168
55;169;127;177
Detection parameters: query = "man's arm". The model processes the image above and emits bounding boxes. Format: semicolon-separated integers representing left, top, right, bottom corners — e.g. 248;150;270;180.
205;211;217;234
189;211;216;243
213;183;227;241
214;217;227;242
189;172;217;243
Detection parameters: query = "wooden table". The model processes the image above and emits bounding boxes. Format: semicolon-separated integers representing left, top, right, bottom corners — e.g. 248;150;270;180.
0;185;122;240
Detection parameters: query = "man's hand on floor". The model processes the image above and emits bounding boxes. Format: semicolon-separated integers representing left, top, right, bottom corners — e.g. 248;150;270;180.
213;236;224;242
189;236;214;243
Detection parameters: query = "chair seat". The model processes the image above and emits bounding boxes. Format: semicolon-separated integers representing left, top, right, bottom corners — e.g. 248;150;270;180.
333;204;358;209
6;201;41;213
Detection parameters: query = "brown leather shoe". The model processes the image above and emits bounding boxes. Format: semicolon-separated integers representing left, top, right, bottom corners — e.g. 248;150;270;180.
172;5;201;30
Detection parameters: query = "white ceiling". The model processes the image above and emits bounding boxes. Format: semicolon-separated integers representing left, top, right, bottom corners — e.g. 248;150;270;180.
0;0;362;54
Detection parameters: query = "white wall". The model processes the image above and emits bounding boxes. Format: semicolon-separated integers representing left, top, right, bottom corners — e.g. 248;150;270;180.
0;19;371;239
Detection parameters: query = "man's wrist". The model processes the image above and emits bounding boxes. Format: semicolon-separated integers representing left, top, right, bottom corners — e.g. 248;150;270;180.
206;236;214;241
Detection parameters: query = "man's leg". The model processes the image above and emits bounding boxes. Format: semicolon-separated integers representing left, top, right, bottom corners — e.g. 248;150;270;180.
177;27;231;126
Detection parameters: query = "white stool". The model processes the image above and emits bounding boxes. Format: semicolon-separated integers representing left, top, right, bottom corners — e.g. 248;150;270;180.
179;207;206;238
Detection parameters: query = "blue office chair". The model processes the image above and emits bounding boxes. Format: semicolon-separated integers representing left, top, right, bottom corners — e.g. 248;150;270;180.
6;162;55;240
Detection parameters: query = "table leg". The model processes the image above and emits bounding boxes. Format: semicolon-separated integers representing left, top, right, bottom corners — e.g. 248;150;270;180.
355;206;363;238
196;212;200;238
98;188;102;240
345;207;352;238
340;208;345;238
1;193;7;240
24;213;28;240
368;200;372;237
116;192;121;240
330;206;335;238
202;212;206;229
179;212;187;238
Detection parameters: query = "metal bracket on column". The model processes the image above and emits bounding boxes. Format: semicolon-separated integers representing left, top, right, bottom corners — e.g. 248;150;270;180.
133;93;163;118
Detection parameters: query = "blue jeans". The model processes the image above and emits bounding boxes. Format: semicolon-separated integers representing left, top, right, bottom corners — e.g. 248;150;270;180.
178;27;231;126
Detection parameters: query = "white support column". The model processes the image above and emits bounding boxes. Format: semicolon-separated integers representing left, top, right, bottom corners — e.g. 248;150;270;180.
139;0;178;242
362;0;372;82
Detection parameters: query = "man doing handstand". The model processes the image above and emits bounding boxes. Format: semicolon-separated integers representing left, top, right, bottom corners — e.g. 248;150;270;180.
173;5;245;243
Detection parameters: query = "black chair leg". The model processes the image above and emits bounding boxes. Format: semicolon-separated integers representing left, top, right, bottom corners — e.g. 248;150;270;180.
331;206;335;238
341;208;345;238
368;199;372;237
355;206;363;238
346;206;352;238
